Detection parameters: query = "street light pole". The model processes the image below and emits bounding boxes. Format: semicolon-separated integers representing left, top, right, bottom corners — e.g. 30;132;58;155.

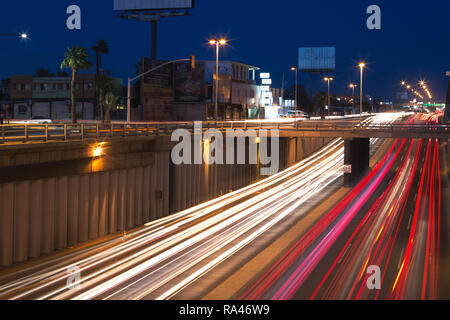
359;63;365;124
350;84;357;109
209;39;227;120
0;33;28;39
291;67;298;121
324;77;334;117
215;41;219;119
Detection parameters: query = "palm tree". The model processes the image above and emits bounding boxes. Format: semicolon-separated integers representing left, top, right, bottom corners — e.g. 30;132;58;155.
61;46;92;123
95;74;113;123
92;39;109;75
104;91;119;124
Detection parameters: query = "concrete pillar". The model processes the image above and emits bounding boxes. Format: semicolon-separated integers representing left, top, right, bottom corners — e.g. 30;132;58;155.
162;151;170;217
181;164;187;211
134;167;143;226
98;172;109;237
89;173;99;240
142;166;151;223
126;168;136;228
117;169;127;231
41;178;55;254
78;175;89;243
156;152;165;219
185;164;192;209
0;183;14;266
67;176;79;247
29;180;42;258
175;165;182;212
14;182;30;263
344;138;370;187
149;163;157;221
55;176;68;250
109;170;119;234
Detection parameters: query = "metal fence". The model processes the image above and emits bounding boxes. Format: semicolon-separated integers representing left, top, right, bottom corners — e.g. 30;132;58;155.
0;120;449;144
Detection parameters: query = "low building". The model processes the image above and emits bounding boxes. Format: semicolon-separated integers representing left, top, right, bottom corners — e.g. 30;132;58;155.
136;59;261;121
2;75;123;121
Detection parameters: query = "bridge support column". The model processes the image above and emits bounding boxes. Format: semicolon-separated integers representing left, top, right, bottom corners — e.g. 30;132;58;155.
344;138;370;187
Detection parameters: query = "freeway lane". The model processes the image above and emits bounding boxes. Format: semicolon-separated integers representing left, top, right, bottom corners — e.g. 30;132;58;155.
242;114;443;300
0;114;403;300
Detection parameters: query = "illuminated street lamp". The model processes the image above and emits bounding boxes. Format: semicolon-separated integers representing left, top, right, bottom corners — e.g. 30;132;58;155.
0;32;28;39
324;77;334;117
359;63;366;124
349;84;357;108
209;38;227;120
290;66;298;120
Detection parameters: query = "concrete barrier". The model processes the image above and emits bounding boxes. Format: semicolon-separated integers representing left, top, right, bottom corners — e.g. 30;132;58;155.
0;136;334;266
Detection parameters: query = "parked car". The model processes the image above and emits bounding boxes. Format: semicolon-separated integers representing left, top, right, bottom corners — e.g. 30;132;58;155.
24;116;52;124
285;110;310;119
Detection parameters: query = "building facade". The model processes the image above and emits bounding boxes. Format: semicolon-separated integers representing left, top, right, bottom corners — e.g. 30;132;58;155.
1;75;123;121
137;59;261;121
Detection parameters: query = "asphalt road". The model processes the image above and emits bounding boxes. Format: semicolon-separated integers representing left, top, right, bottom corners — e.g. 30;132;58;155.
0;114;414;300
242;114;445;300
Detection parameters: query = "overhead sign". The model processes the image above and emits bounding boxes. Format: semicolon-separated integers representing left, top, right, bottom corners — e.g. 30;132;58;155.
262;79;272;85
298;47;336;72
114;0;194;11
260;73;271;79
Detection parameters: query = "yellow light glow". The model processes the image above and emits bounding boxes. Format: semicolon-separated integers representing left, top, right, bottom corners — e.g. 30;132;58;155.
255;137;261;144
219;39;227;45
359;62;366;69
209;40;217;45
93;146;103;157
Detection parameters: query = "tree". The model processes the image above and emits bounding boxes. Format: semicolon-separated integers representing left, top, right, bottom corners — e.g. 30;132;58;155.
95;74;113;123
104;92;119;123
35;68;52;77
313;91;328;116
61;46;92;123
285;84;312;113
57;71;69;77
92;39;109;75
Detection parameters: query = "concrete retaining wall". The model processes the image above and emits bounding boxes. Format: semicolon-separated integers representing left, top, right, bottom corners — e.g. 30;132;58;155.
0;136;334;267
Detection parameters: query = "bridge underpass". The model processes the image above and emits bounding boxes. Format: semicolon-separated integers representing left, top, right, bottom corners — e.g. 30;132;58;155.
1;115;448;266
0;134;333;266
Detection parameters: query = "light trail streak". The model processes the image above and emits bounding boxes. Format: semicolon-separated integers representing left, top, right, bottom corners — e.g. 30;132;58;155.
0;113;407;301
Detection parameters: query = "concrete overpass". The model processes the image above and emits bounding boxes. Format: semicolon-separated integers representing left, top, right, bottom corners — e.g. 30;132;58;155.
1;115;448;266
1;119;449;144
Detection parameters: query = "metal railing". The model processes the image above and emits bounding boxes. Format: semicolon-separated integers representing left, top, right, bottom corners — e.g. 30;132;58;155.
0;120;449;144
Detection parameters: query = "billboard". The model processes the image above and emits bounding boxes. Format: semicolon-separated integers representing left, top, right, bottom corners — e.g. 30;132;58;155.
114;0;194;11
298;47;336;72
174;61;206;102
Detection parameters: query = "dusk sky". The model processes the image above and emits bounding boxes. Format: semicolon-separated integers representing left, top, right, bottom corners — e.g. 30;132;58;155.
1;0;449;101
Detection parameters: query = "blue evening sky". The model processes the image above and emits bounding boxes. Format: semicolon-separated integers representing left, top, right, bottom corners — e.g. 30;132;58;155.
1;0;449;101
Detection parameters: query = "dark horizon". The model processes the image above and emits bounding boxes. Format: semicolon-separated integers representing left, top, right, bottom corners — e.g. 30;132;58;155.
0;0;449;101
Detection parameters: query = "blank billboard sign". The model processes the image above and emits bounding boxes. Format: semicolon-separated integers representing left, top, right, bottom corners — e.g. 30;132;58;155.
114;0;194;11
298;47;336;72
